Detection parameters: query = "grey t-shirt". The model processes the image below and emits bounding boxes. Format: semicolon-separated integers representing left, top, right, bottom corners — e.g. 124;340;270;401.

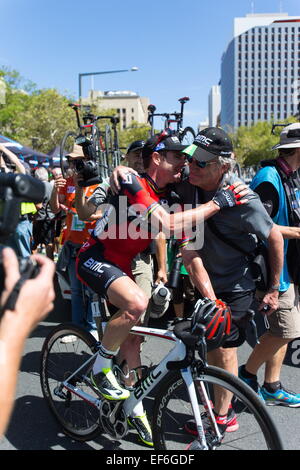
88;177;110;207
35;180;56;221
175;173;273;293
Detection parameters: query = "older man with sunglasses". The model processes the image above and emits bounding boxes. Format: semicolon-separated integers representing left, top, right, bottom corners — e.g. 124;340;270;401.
174;127;284;437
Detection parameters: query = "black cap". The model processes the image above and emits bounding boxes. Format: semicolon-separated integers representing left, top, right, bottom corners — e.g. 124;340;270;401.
126;140;145;154
142;133;187;159
183;127;233;162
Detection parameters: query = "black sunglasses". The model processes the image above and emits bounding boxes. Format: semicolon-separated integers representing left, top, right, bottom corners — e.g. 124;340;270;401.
186;155;217;168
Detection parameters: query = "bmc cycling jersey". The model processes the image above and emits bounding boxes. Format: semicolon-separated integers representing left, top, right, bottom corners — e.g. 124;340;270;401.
77;173;188;295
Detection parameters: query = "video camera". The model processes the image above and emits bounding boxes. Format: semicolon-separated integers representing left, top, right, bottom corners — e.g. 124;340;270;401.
0;171;45;295
60;104;103;187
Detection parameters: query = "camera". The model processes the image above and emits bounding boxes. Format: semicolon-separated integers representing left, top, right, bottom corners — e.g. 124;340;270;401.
73;133;102;187
0;172;45;296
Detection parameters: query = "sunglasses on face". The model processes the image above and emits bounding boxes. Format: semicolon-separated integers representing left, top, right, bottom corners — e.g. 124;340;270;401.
186;155;218;168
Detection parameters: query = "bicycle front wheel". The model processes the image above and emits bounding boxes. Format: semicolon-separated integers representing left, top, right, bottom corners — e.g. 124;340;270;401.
40;323;101;441
180;126;195;146
152;365;283;450
60;131;77;179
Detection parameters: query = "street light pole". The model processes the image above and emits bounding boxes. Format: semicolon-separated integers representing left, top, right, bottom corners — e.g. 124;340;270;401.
78;67;138;103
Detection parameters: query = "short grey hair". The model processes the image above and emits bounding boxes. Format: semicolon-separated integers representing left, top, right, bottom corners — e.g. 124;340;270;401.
217;156;236;173
34;166;49;182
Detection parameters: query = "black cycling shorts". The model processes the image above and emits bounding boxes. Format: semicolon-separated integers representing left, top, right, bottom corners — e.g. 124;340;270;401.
76;240;128;299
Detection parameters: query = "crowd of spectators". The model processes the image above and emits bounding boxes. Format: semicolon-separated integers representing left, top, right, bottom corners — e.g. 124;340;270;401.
0;122;300;444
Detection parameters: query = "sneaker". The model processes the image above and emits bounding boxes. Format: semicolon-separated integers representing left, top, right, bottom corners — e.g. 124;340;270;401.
238;365;264;400
184;406;239;436
261;384;300;407
128;414;153;447
90;369;130;401
60;335;77;344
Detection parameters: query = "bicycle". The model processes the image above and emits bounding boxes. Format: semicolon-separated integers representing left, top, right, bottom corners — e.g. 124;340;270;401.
40;299;283;450
60;104;122;183
147;97;196;146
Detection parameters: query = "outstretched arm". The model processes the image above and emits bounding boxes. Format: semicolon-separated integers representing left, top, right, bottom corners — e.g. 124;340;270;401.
0;249;55;436
0;144;26;174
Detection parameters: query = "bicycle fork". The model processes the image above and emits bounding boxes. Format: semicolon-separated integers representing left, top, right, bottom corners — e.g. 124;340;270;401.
181;368;222;450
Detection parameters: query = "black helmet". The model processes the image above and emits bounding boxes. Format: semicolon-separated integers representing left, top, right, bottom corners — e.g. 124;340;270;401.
126;140;145;154
191;298;231;351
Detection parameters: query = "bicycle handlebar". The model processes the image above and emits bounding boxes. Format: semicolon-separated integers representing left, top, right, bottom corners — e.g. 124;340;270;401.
95;115;119;125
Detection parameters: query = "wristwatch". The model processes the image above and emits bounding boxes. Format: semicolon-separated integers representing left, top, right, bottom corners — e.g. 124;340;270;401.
270;284;280;291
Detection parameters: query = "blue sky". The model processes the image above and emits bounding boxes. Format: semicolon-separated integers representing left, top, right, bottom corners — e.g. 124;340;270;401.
1;0;299;132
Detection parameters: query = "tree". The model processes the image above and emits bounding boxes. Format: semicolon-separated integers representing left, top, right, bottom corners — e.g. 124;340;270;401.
231;117;299;167
119;121;151;151
19;89;76;153
0;67;76;153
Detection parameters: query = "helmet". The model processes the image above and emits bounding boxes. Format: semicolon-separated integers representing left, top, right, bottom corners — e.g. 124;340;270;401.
126;140;145;154
191;298;231;351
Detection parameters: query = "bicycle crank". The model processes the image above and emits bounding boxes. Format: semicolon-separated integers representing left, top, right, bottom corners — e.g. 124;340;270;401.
99;400;128;439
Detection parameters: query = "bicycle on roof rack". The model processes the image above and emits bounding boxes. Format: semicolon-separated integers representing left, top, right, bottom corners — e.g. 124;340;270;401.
60;103;122;185
40;296;284;450
147;97;196;146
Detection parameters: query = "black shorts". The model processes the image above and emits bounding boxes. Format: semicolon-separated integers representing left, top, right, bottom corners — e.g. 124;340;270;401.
215;290;258;349
76;240;128;299
33;219;56;246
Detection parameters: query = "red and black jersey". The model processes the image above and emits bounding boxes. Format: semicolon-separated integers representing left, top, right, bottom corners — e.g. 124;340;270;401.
82;173;188;276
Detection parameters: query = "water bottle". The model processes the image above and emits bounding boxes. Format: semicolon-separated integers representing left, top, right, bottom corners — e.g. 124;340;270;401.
149;283;171;319
167;256;182;289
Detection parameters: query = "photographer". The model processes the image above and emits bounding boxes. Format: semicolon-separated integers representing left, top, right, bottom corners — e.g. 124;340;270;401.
0;247;55;437
0;145;37;259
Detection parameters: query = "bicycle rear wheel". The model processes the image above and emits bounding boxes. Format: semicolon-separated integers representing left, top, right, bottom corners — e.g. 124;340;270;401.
152;365;283;450
104;124;113;175
40;323;101;441
180;126;195;146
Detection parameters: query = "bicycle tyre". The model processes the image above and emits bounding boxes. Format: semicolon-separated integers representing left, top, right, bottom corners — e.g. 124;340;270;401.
152;365;283;450
104;124;113;176
60;131;77;179
40;323;101;442
180;126;195;146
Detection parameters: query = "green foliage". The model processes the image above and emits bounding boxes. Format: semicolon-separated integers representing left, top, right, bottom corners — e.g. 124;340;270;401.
118;121;151;151
19;89;76;152
231;117;299;167
0;66;76;153
0;66;158;156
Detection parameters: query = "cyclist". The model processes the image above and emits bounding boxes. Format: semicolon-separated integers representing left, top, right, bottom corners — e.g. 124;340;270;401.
75;139;168;320
76;131;247;446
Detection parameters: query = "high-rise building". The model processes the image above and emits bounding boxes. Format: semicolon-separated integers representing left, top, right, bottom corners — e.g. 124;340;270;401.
208;85;221;127
221;13;300;131
83;90;150;130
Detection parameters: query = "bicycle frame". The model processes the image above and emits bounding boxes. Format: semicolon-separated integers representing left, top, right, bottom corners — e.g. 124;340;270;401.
58;324;216;449
147;97;190;137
